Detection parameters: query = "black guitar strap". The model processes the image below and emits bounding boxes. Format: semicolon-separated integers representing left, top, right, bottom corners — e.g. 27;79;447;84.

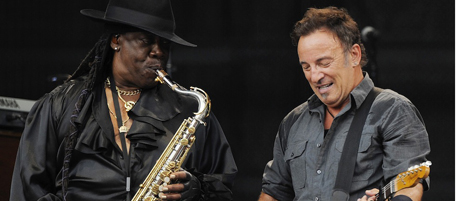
331;87;383;201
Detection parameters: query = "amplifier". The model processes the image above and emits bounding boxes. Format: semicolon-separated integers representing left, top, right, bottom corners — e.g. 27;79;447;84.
0;96;36;129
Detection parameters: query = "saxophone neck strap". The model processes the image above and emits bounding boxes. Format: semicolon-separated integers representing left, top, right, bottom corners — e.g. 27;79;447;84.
331;87;383;201
109;75;132;199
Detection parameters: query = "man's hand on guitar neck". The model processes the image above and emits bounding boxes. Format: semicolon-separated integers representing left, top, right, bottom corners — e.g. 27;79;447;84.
358;183;423;201
358;188;379;201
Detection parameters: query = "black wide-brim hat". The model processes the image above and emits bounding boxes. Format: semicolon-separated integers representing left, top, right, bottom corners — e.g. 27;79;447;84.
81;0;196;47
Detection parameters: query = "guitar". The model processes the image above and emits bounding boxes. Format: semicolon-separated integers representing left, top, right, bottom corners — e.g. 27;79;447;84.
376;161;432;201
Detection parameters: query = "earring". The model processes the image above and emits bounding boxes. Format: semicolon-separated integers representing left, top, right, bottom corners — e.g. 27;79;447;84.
114;47;119;51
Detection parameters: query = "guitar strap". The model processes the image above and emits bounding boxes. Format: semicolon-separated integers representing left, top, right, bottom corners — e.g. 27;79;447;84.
331;87;383;201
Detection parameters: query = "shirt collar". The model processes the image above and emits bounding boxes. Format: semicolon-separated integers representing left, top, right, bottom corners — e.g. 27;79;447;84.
350;72;375;109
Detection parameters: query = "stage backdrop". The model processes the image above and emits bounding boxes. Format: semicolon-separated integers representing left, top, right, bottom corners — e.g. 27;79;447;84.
2;0;454;200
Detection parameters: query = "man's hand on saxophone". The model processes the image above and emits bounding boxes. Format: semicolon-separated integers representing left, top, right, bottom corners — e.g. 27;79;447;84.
159;170;202;201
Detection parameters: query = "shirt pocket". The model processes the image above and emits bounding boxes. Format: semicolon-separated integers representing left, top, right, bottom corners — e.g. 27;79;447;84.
335;133;372;153
335;134;374;181
284;140;308;188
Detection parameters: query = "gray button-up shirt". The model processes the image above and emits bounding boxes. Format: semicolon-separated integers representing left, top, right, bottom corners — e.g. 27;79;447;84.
262;73;430;201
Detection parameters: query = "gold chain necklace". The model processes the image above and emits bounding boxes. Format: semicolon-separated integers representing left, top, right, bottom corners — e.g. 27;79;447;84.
118;92;137;112
107;102;130;132
105;79;139;133
105;77;142;96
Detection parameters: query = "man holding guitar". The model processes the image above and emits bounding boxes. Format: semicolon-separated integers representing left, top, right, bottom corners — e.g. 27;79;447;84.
258;7;431;201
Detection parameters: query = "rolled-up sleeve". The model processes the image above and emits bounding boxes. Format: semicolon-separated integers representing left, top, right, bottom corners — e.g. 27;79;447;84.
379;91;431;182
262;124;295;201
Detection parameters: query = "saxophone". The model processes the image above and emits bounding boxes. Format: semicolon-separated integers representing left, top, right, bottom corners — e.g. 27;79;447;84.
131;69;211;201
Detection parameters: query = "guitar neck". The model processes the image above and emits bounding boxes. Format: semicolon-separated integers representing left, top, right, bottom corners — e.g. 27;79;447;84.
378;179;397;200
375;161;431;201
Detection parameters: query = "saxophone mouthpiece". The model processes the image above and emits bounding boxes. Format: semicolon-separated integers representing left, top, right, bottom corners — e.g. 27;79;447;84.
154;69;178;91
154;69;165;84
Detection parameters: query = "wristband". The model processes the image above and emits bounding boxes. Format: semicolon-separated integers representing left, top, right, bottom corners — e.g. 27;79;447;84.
391;195;412;201
419;178;429;191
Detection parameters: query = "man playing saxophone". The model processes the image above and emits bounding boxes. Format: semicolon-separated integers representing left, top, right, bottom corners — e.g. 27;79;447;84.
10;0;237;200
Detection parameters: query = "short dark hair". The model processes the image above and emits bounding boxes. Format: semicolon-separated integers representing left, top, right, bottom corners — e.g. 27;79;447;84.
291;7;368;67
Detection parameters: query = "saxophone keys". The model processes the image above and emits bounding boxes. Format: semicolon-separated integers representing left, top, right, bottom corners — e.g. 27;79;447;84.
151;183;160;194
164;176;170;183
188;126;196;134
180;138;188;145
160;171;170;179
168;162;176;168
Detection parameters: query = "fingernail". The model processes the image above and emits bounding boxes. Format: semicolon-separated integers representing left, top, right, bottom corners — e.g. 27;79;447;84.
159;193;166;199
162;187;168;191
170;174;176;179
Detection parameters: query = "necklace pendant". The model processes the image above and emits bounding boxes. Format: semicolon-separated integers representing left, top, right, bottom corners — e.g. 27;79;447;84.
119;125;129;133
124;101;135;111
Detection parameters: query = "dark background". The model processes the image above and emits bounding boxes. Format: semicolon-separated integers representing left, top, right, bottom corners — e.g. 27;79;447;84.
1;0;454;200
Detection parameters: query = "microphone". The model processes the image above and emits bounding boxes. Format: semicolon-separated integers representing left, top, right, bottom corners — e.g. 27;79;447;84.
361;26;380;84
361;26;380;43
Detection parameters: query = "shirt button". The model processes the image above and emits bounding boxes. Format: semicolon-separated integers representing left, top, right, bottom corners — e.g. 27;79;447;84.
317;169;322;174
317;143;321;148
315;197;319;201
